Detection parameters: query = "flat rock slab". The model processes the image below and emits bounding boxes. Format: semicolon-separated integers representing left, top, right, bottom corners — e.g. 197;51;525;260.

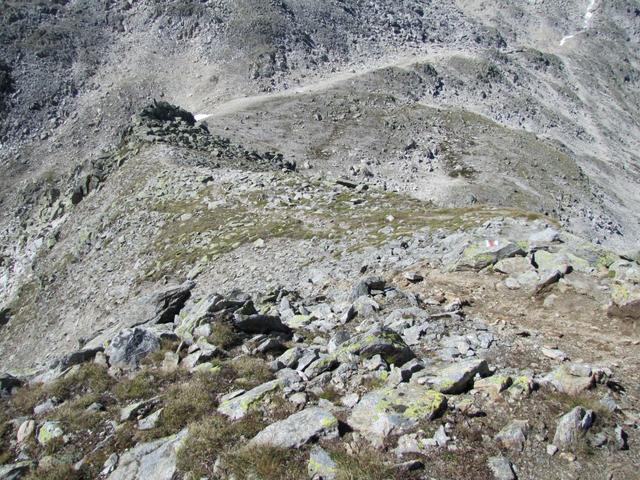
543;364;595;396
429;359;491;394
308;446;337;480
106;327;161;369
217;379;281;420
348;384;446;444
249;407;339;449
107;429;187;480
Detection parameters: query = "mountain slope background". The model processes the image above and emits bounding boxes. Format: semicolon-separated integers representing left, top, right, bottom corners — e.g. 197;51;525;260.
0;2;639;479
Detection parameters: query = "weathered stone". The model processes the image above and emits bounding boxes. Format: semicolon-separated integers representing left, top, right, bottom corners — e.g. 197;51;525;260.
615;425;629;450
495;420;530;451
106;327;161;369
350;276;386;300
454;242;525;272
553;407;593;448
475;375;513;397
348;384;446;444
308;446;337;480
127;281;194;327
120;397;161;422
249;407;339;448
217;379;281;419
174;294;223;339
543;364;595;396
340;327;415;366
233;312;290;334
107;429;187;480
37;421;64;445
16;420;35;443
487;456;516;480
138;409;163;430
0;461;32;480
0;373;22;397
429;359;491;394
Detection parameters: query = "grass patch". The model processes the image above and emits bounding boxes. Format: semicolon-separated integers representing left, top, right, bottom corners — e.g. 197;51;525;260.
48;363;114;402
329;444;399;480
209;323;242;349
112;368;182;402
176;413;265;478
221;446;307;480
230;356;274;388
141;373;218;440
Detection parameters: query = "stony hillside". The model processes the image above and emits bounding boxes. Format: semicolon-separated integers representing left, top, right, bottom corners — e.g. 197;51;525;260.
0;1;639;480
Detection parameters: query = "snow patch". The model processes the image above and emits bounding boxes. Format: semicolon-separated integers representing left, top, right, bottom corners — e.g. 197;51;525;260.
560;0;598;46
194;114;212;122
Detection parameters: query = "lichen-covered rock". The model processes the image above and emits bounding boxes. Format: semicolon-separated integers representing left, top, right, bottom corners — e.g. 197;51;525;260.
337;327;415;366
308;445;337;480
107;428;188;480
348;384;446;444
106;327;161;369
429;359;491;394
608;282;640;320
217;379;281;419
453;242;525;272
174;294;223;340
475;375;513;397
37;421;64;445
249;407;339;448
543;364;595;396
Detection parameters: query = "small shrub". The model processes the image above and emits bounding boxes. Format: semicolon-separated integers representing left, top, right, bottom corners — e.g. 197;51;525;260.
209;323;241;349
23;463;82;480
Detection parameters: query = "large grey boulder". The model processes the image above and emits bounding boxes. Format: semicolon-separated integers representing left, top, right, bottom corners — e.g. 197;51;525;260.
217;379;282;420
542;364;595;396
487;456;517;480
348;384;446;444
428;359;491;394
107;429;188;480
553;406;594;449
0;462;32;480
350;276;386;300
453;242;525;272
106;327;161;369
495;420;530;451
127;281;194;327
308;446;337;480
338;327;415;366
249;407;339;448
232;302;290;334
